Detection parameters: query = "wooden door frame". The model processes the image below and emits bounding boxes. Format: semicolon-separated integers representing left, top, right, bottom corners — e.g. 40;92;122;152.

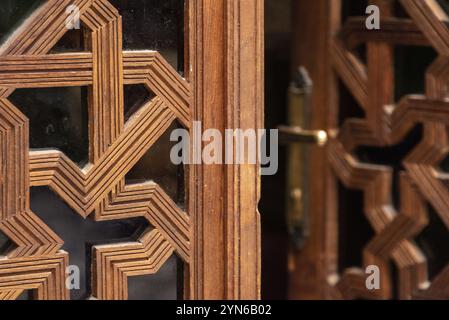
0;0;262;300
289;0;449;300
289;0;338;299
189;0;263;300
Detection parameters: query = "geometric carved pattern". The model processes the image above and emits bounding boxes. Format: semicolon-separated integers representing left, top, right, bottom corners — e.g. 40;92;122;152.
92;229;174;300
0;253;69;300
0;0;191;299
329;0;449;300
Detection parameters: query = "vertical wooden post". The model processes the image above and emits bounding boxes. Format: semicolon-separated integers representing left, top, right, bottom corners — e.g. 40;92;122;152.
190;0;263;299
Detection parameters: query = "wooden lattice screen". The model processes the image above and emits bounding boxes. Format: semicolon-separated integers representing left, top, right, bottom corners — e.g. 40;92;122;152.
328;0;449;299
0;0;192;300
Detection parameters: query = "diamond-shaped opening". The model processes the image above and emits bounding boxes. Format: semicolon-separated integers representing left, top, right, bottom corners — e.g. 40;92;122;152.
9;86;89;167
415;204;449;281
0;0;45;46
127;255;183;300
338;79;365;127
394;45;437;101
0;230;17;256
30;186;150;300
126;121;185;208
124;84;156;122
49;23;89;54
337;181;374;274
355;125;423;209
108;0;186;75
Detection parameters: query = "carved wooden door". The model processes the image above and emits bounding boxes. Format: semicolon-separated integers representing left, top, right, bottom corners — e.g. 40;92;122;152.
0;0;262;300
290;0;449;300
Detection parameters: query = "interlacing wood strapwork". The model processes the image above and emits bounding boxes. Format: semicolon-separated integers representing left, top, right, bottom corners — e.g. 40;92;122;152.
329;0;449;300
0;0;191;300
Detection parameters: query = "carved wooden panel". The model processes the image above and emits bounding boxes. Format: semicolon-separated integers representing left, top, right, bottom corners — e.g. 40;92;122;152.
328;0;449;299
0;0;191;300
0;0;263;301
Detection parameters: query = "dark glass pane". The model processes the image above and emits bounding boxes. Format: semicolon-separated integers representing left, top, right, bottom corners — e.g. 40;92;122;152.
16;290;35;300
260;1;291;299
0;230;16;256
9;87;89;167
50;25;87;53
0;0;44;45
30;187;150;300
416;205;449;281
109;0;185;74
437;0;449;14
394;46;437;101
394;1;410;18
128;255;182;300
126;122;185;208
341;0;368;23
124;84;156;122
338;181;373;273
354;44;367;64
355;125;422;209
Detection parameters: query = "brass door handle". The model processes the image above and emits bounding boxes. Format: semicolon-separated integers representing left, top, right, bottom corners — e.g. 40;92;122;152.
278;125;327;146
281;67;327;250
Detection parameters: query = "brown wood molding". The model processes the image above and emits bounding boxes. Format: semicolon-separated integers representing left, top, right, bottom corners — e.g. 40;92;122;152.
327;0;449;299
189;0;263;300
0;0;190;300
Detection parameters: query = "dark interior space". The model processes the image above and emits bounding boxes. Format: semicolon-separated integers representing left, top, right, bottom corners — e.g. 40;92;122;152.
261;0;291;300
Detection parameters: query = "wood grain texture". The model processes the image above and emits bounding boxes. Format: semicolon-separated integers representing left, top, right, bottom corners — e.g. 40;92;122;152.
92;229;174;300
189;0;263;299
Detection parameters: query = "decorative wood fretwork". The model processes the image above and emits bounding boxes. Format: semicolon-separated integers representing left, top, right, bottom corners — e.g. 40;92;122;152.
328;0;449;300
0;0;191;300
0;0;263;301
